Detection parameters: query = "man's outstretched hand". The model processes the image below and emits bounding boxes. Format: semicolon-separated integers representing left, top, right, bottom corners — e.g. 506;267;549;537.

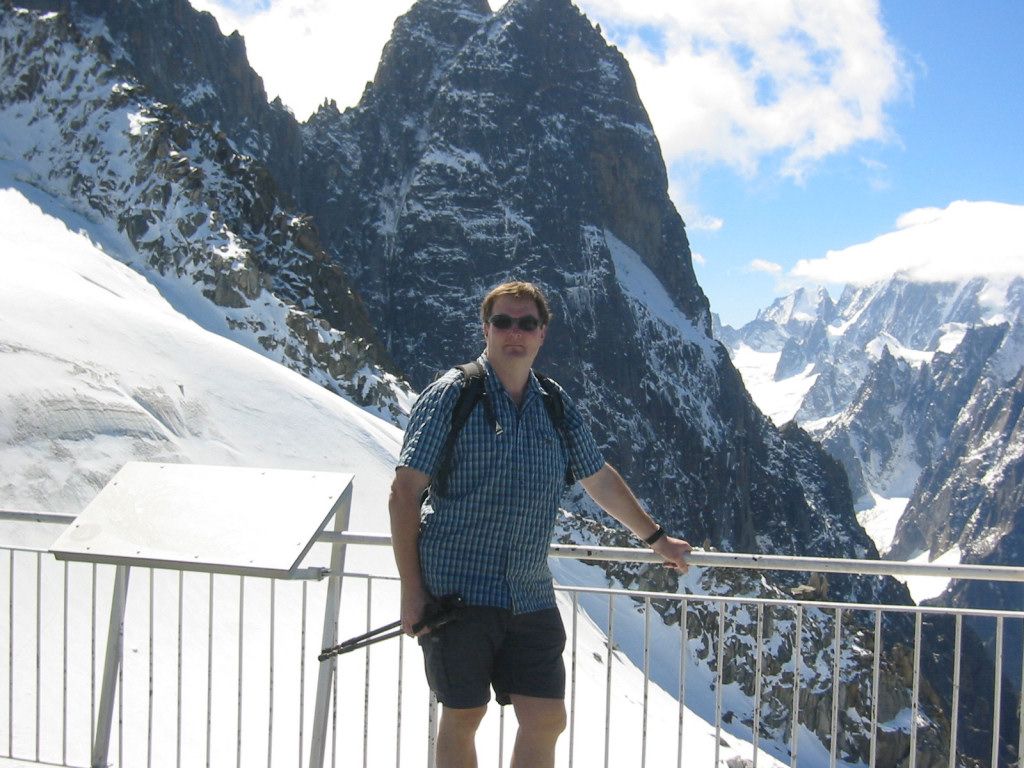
653;536;692;573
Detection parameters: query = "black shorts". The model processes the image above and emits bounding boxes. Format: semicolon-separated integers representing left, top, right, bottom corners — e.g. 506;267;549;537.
418;606;566;709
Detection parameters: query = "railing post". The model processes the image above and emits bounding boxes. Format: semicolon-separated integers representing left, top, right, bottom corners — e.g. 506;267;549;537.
91;564;130;768
309;483;353;768
427;691;439;768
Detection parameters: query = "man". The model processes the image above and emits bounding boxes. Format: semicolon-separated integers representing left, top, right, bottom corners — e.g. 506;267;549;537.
389;281;691;768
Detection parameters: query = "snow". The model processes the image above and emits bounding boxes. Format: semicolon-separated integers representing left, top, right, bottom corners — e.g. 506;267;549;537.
0;170;796;766
605;228;715;354
730;344;818;425
935;324;970;354
902;546;962;604
855;492;910;556
864;333;932;366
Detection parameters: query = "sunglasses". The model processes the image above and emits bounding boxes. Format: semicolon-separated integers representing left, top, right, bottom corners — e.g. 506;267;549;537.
487;314;542;332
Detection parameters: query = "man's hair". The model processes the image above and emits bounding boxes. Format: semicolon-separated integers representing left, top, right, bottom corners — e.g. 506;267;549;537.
480;281;552;326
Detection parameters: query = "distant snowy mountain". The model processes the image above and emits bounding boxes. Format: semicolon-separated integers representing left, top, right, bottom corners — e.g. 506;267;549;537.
720;258;1024;701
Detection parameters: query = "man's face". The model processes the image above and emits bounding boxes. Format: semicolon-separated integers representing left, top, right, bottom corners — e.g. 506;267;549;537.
483;295;547;366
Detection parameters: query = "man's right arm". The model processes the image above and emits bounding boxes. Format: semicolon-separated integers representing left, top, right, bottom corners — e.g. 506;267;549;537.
389;466;432;636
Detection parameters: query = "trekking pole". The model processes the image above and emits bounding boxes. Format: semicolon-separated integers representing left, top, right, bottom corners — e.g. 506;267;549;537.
318;595;464;661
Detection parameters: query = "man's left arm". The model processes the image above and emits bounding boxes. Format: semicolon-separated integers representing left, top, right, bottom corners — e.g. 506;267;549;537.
580;463;692;571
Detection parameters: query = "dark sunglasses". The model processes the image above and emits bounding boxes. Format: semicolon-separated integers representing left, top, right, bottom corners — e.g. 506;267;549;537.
488;314;542;332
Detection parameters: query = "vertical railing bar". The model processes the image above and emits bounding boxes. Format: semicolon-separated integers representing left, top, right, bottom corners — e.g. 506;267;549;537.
753;602;764;768
8;550;14;758
363;579;373;768
604;593;614;768
396;631;404;768
91;562;97;755
93;565;130;768
118;618;125;768
715;600;725;767
269;579;277;768
791;603;803;767
871;608;882;768
237;575;245;768
207;573;215;768
677;597;688;768
642;597;651;768
311;485;353;768
569;592;579;768
991;615;1004;767
829;606;842;768
300;581;308;768
948;614;962;768
498;704;506;767
148;569;155;768
427;691;438;768
63;560;69;766
330;654;338;768
1018;615;1023;768
177;569;184;768
910;611;922;768
1019;616;1024;768
35;552;41;762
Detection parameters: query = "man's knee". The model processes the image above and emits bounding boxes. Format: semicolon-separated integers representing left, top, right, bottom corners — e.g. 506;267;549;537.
511;696;566;737
440;704;488;735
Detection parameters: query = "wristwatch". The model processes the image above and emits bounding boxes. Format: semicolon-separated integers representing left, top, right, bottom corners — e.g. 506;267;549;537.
643;525;666;546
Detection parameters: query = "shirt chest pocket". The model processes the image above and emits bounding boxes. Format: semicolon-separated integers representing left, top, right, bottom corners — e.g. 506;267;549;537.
521;410;569;491
447;409;503;498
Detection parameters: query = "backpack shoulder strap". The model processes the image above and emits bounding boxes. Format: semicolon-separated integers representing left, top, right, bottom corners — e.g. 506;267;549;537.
432;361;493;497
535;372;576;486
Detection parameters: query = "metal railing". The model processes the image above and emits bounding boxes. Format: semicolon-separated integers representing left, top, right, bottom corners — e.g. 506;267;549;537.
2;513;1023;767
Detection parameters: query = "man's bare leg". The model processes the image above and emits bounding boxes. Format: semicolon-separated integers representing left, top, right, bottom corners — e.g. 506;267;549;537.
435;704;487;768
509;695;566;768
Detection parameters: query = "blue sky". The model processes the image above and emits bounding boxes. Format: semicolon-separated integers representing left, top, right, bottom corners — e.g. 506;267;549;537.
191;0;1024;327
692;1;1024;325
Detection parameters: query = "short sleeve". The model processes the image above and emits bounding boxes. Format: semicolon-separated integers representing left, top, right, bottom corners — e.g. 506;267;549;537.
398;371;462;478
555;384;605;481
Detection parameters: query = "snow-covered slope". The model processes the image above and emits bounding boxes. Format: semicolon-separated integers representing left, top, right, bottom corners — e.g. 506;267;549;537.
0;166;404;521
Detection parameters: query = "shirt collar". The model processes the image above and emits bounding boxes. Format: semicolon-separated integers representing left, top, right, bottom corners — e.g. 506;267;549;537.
478;353;543;408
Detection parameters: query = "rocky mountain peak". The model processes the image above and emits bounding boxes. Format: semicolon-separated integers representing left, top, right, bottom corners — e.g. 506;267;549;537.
367;0;490;107
14;0;304;195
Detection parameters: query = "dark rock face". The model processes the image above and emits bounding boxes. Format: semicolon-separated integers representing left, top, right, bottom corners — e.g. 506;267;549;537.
0;4;407;417
894;367;1024;698
297;0;867;564
15;0;303;193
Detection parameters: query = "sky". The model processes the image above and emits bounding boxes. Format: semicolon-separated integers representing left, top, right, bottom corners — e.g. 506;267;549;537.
187;0;1024;326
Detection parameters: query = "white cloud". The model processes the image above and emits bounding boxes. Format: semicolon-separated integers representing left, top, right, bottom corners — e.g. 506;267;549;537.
188;0;421;118
791;200;1024;286
691;251;706;266
668;172;723;231
577;0;907;180
748;259;783;275
894;206;944;229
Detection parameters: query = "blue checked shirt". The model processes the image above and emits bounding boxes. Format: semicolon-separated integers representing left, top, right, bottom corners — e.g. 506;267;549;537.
399;354;605;613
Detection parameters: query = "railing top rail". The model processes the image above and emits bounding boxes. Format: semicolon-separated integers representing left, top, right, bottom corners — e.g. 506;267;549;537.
5;517;1022;585
555;582;1024;619
323;531;1024;584
0;508;77;524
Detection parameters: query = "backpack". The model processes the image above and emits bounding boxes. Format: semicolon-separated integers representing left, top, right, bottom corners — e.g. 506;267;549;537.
430;360;576;497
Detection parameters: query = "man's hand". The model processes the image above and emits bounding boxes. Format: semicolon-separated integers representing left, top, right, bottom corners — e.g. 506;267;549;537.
652;536;692;573
401;584;433;637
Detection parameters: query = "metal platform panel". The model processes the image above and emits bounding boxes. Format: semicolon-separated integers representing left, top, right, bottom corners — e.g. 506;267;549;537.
50;462;353;578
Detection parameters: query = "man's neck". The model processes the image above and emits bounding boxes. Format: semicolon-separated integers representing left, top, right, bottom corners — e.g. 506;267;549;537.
488;357;532;406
